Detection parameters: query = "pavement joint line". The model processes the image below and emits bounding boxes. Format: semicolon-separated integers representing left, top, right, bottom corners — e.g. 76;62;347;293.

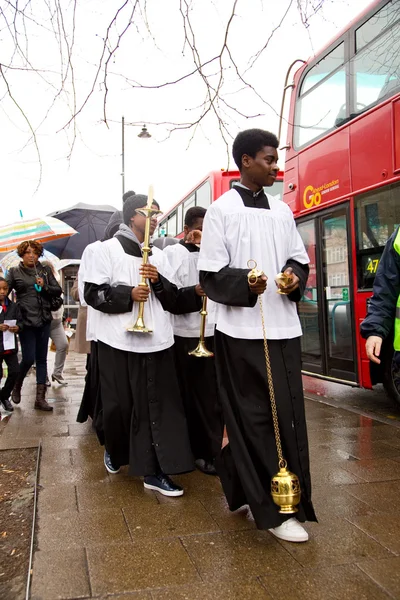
304;393;400;429
25;440;42;600
355;562;399;600
121;507;134;542
197;497;225;531
83;547;93;599
177;535;204;582
343;516;399;554
74;484;80;512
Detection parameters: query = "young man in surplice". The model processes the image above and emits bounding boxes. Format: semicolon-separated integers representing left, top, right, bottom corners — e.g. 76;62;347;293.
198;129;317;542
163;206;223;476
83;194;202;497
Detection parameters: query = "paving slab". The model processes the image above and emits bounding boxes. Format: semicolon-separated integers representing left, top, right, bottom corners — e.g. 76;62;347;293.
357;557;400;599
151;580;272;600
260;564;393;600
180;530;302;582
30;547;91;600
86;539;201;595
279;517;394;568
123;499;221;539
37;507;132;550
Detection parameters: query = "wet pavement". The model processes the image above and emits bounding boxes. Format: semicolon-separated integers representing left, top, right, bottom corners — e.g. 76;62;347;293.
1;352;400;600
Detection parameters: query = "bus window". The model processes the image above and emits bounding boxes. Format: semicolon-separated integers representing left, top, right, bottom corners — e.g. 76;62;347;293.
167;211;177;237
355;182;400;289
268;179;284;201
356;1;400;52
196;181;211;209
183;194;195;222
229;177;283;200
297;220;321;368
301;43;345;94
353;7;400;113
177;203;183;235
295;68;346;147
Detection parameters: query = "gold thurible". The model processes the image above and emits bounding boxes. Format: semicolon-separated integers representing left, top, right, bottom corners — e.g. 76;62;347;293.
275;272;294;295
247;259;301;514
188;296;214;358
126;185;162;333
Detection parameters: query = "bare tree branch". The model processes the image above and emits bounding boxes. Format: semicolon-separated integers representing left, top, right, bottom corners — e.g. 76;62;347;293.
0;0;332;182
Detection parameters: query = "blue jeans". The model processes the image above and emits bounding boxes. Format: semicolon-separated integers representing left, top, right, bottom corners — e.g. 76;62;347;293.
18;323;51;385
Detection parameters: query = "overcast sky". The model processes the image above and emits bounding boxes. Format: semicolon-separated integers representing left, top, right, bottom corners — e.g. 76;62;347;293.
0;0;368;224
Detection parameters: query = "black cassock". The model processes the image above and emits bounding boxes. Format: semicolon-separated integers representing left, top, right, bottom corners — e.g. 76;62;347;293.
200;186;317;530
169;241;223;463
84;235;201;477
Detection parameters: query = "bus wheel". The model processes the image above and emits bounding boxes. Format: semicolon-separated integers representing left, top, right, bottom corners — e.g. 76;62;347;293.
382;350;400;406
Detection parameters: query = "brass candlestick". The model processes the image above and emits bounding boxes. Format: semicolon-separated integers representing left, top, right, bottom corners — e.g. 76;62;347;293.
127;186;161;333
247;259;301;513
188;296;214;358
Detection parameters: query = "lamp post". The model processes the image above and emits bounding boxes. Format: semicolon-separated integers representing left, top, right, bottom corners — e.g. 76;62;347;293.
121;119;151;196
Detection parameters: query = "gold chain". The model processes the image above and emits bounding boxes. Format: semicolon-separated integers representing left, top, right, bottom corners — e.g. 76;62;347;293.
248;260;286;469
258;295;285;466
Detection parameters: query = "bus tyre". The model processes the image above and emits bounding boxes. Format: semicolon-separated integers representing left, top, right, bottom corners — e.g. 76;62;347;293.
382;350;400;407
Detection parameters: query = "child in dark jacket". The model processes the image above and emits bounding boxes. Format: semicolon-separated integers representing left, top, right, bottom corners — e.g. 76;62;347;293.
0;277;22;412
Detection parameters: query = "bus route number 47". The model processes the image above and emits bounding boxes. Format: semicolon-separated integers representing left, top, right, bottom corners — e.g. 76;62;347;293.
366;258;380;274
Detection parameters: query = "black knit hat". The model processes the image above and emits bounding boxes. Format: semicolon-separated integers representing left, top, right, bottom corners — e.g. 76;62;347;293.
123;194;160;225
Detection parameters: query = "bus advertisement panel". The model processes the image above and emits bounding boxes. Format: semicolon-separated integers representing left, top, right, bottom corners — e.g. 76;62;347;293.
280;0;400;402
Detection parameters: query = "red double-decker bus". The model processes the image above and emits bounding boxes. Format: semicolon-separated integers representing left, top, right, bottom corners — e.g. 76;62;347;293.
157;170;284;238
280;0;400;402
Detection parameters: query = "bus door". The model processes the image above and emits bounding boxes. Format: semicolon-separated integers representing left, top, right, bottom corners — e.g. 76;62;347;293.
297;204;357;383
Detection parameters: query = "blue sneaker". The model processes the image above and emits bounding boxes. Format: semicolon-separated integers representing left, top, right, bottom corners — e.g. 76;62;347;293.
143;473;183;497
104;450;120;474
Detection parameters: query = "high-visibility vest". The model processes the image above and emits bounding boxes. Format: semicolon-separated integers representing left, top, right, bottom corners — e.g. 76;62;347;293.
394;228;400;351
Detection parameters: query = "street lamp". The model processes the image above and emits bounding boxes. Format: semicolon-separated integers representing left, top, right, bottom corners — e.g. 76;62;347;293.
121;118;152;195
138;125;151;139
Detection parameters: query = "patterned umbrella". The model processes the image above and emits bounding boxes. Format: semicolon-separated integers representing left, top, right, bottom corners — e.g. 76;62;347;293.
0;248;61;275
0;216;77;252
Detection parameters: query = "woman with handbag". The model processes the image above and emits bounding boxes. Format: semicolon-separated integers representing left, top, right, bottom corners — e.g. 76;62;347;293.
6;240;62;411
42;261;68;385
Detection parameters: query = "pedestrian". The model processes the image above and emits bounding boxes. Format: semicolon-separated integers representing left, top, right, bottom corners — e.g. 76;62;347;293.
6;240;62;411
164;206;223;475
71;274;91;356
83;194;203;496
42;261;69;385
360;225;400;395
198;128;317;542
0;278;22;412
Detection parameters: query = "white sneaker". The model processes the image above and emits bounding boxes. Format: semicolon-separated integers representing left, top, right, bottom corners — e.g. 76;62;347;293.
268;518;309;543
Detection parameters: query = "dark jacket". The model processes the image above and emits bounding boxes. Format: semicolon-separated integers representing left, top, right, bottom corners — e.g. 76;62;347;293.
0;298;23;355
6;262;62;328
360;226;400;340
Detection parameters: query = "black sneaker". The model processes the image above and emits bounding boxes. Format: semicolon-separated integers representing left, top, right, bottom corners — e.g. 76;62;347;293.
104;450;120;474
143;473;184;497
1;397;14;412
195;458;217;476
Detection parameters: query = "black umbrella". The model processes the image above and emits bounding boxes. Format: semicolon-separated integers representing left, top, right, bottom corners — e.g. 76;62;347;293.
44;202;117;259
